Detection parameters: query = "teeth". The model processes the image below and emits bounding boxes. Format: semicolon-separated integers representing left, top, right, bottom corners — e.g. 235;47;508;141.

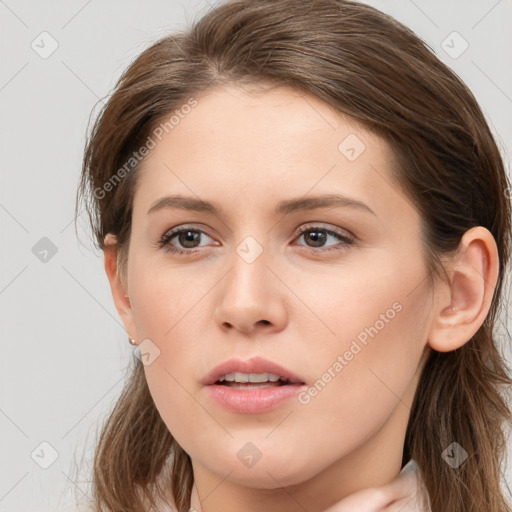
219;372;284;383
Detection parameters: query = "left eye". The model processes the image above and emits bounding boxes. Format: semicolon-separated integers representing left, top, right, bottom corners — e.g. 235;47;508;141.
294;226;353;250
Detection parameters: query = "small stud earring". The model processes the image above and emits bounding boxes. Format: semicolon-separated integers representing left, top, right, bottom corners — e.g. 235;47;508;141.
128;337;137;346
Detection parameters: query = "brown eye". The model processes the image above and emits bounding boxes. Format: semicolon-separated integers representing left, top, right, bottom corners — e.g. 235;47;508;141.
295;225;354;252
159;226;215;254
175;230;202;248
301;229;328;247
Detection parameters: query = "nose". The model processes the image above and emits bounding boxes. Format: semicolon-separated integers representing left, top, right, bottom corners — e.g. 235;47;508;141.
213;243;288;336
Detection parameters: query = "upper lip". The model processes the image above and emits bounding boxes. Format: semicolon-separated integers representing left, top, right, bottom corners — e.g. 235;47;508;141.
202;356;306;385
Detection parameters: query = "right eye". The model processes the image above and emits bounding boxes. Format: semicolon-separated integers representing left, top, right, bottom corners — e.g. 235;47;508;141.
158;226;217;255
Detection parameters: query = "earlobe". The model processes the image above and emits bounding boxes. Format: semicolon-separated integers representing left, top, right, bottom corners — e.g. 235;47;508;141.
427;227;499;353
103;233;138;341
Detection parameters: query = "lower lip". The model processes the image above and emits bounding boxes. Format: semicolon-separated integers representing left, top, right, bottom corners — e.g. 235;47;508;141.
206;383;306;414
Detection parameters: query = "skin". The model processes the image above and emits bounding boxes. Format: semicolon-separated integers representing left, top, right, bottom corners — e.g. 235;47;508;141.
104;83;499;512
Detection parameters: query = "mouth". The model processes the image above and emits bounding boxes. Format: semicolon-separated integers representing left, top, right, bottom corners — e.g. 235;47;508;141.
215;372;301;388
202;357;307;414
202;356;306;387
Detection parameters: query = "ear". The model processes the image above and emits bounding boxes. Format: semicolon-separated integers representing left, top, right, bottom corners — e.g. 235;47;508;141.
103;233;138;343
428;226;499;352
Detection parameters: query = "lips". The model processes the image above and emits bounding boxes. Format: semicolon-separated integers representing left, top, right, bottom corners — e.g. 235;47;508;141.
201;356;306;386
203;356;307;414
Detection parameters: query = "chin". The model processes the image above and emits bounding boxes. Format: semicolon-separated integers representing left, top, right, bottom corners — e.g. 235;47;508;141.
195;443;323;489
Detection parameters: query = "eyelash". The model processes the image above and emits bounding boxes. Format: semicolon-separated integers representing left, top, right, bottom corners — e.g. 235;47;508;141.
157;223;355;256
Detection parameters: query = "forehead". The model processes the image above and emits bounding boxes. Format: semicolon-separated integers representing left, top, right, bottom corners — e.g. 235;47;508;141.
132;84;416;227
163;83;371;153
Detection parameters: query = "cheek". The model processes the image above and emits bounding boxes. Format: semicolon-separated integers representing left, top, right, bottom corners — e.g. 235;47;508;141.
128;254;199;338
128;259;216;446
143;358;203;449
324;254;429;384
290;253;430;444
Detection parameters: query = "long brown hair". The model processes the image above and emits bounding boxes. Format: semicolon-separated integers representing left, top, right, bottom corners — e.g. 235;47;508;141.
76;1;512;510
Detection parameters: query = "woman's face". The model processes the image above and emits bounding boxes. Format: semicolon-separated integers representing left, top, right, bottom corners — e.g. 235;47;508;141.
122;84;434;493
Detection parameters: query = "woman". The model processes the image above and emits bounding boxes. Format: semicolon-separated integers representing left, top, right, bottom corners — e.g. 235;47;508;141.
76;0;512;511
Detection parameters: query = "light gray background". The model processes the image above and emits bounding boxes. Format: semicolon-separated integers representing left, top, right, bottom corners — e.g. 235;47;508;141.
1;0;511;510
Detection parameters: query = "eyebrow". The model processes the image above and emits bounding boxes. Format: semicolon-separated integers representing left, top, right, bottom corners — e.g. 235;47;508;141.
147;193;376;217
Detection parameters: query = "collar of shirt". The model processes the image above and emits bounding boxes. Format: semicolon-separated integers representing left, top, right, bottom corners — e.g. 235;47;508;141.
322;459;432;512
